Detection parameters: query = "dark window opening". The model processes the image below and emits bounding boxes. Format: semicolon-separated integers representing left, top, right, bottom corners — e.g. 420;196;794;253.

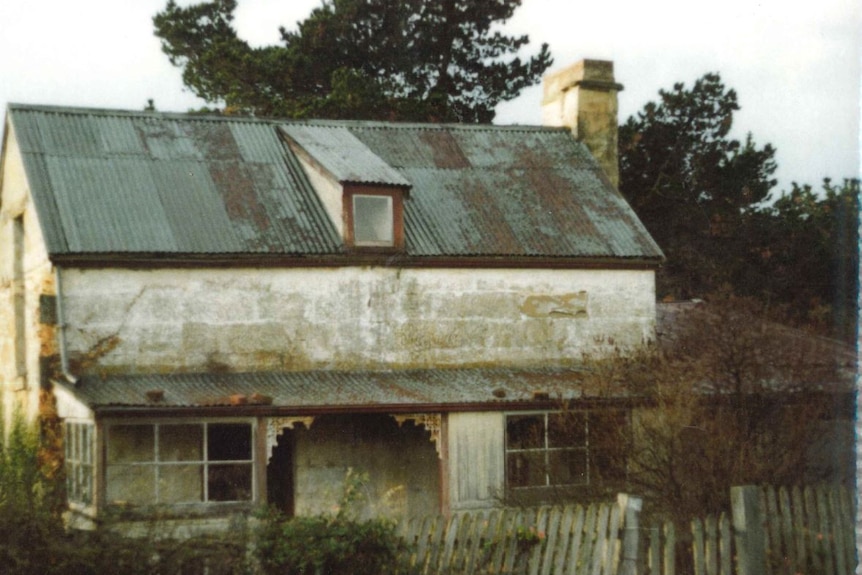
105;422;254;506
505;411;628;490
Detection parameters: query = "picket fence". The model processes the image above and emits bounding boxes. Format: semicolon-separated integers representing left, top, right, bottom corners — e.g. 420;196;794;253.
396;495;640;575
643;485;856;575
394;485;855;575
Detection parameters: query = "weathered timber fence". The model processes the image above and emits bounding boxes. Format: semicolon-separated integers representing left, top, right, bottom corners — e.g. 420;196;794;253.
393;485;854;575
397;494;641;575
645;484;855;575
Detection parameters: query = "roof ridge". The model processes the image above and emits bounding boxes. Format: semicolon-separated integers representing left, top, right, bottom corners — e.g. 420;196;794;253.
7;104;563;133
7;103;275;125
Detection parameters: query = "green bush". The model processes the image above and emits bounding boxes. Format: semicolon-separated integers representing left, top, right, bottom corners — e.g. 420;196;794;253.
0;412;66;574
0;415;404;575
255;470;408;575
0;412;253;575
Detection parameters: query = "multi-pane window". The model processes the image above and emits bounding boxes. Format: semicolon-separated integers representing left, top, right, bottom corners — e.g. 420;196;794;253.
505;411;627;489
65;422;95;505
353;194;393;246
105;422;253;506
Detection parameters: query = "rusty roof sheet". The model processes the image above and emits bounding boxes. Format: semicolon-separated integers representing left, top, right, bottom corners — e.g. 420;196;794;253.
8;105;341;256
63;366;604;413
6;104;663;261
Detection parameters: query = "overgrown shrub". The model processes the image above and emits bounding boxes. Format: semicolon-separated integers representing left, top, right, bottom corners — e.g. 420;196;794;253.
255;469;408;575
1;413;405;575
0;412;66;574
0;411;253;575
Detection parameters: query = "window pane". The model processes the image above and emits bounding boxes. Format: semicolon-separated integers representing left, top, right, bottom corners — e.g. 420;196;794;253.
592;451;627;482
549;449;587;485
590;410;628;482
208;464;253;501
353;195;393;244
160;424;203;462
507;415;544;450
160;464;203;503
68;423;78;461
590;411;627;450
107;465;155;505
208;424;252;461
548;412;586;447
82;424;92;464
507;452;546;488
81;464;93;504
107;425;154;463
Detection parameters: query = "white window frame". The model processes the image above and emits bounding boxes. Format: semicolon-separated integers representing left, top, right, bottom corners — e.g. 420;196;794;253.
104;419;256;507
65;420;95;507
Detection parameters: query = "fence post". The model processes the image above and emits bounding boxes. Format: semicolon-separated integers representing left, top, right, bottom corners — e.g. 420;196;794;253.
617;493;642;575
731;485;767;575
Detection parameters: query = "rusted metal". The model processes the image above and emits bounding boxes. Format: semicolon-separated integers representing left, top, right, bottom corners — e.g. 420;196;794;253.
8;104;663;263
61;366;611;413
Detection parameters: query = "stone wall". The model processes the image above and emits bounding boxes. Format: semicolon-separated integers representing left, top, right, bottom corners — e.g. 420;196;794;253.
59;266;656;374
0;123;55;421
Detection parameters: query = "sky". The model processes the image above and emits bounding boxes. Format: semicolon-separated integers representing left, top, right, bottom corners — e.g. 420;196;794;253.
1;0;859;194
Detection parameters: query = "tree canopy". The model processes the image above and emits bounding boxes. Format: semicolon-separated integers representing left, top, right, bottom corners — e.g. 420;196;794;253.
619;73;858;341
153;0;552;122
619;73;778;299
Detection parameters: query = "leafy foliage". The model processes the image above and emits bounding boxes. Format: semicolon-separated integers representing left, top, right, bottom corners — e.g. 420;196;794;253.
620;73;858;341
744;178;859;341
153;0;552;122
0;411;66;574
0;411;253;575
619;73;778;300
255;469;407;575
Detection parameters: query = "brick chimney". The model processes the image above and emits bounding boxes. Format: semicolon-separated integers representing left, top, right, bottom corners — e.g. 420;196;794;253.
542;59;624;187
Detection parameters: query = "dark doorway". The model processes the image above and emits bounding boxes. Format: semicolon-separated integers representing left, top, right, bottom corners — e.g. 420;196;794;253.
267;430;294;515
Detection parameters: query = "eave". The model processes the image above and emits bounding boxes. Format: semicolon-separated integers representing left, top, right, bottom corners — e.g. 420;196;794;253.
49;252;664;270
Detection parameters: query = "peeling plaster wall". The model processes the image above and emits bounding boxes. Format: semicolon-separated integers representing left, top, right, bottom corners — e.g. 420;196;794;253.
59;266;656;374
0;125;55;422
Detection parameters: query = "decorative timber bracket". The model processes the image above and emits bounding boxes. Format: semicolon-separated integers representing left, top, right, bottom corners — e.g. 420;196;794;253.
391;413;442;458
267;416;315;461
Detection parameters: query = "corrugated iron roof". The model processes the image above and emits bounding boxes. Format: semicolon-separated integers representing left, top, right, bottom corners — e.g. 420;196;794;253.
6;104;663;261
64;366;606;413
281;125;410;187
8;106;342;256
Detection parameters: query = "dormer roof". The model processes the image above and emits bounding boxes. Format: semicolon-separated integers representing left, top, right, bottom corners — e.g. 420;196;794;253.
3;104;664;266
281;125;410;188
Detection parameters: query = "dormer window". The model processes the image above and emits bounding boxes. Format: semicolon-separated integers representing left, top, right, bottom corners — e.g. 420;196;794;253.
345;186;405;251
280;125;410;252
353;194;393;246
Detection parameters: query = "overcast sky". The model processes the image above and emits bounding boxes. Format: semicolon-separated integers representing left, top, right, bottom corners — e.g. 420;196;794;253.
1;0;859;194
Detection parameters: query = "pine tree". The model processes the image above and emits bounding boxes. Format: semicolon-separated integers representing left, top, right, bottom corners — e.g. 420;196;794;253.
153;0;552;122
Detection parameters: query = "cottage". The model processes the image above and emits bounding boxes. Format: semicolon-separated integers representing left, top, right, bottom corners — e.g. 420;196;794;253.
0;60;665;529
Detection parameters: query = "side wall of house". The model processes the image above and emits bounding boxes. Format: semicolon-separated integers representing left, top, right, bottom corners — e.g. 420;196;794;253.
0;126;55;422
59;267;656;374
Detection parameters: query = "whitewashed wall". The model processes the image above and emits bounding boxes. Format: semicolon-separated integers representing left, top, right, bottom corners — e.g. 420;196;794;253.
59;266;656;374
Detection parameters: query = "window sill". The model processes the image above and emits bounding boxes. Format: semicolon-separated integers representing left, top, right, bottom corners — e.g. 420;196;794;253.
103;501;257;521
